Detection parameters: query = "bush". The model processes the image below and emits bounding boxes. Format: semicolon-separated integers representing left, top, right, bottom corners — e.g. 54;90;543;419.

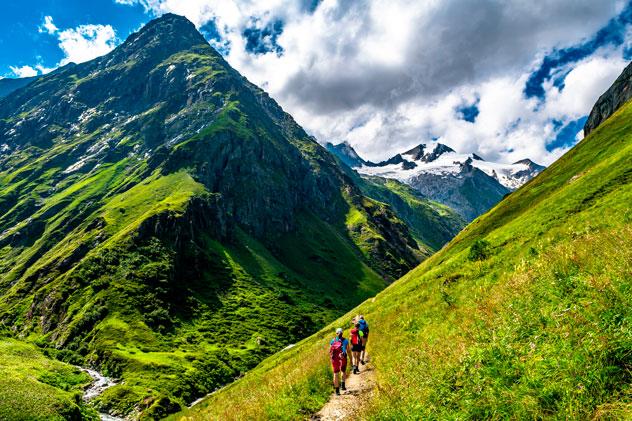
468;239;491;261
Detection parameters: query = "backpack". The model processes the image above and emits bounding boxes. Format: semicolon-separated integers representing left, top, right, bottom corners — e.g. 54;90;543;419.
330;338;344;360
350;329;361;345
359;319;369;334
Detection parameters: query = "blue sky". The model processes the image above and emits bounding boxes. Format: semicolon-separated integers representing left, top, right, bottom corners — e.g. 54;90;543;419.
0;0;149;76
1;1;631;165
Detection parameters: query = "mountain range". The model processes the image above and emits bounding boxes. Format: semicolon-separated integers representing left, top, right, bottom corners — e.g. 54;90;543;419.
327;141;545;220
0;14;464;419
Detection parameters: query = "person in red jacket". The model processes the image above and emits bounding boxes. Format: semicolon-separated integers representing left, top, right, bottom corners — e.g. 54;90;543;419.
349;321;364;374
329;327;350;395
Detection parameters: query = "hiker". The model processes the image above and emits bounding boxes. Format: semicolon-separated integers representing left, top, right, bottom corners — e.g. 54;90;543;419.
349;321;364;374
358;315;369;364
329;327;350;395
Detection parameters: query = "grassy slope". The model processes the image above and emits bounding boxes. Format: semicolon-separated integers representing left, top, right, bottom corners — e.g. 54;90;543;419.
177;97;632;420
0;337;97;420
358;175;465;251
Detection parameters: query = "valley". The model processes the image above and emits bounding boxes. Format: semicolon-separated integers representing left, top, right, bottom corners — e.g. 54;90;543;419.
0;6;630;421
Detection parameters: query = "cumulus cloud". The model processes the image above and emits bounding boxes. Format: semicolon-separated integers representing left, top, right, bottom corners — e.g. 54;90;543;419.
39;15;58;34
113;0;631;164
9;65;38;78
57;24;118;65
35;64;56;75
10;16;118;78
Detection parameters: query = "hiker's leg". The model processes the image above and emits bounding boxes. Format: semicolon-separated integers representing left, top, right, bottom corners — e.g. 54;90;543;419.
333;371;339;388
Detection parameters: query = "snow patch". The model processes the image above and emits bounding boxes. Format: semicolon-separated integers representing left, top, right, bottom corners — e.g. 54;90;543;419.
358;144;542;190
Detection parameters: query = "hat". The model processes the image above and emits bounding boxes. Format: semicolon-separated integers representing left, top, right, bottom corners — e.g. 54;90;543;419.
335;327;343;334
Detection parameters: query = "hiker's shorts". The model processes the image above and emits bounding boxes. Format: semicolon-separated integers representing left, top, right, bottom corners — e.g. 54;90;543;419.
352;343;363;352
331;356;347;373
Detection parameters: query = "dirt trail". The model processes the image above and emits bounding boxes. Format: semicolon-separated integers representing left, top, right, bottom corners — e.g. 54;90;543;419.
311;357;376;421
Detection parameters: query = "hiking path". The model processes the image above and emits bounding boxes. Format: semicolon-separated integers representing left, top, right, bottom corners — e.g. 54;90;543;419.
311;356;376;420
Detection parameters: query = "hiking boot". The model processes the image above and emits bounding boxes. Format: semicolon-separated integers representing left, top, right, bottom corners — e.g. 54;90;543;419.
361;359;366;365
354;367;360;374
341;382;346;390
335;387;340;395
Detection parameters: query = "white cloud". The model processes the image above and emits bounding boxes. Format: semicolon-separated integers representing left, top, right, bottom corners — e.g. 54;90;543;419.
542;52;629;120
35;64;56;75
57;24;118;65
39;16;58;34
9;65;38;78
10;17;118;78
115;0;629;165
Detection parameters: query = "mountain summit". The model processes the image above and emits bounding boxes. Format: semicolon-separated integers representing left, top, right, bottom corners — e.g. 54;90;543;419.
327;141;545;220
0;13;463;418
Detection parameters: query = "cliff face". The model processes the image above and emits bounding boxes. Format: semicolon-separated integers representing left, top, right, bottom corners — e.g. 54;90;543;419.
584;61;632;136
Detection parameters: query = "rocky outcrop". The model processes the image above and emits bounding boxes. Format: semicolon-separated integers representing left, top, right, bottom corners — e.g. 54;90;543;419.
135;193;227;248
584;61;632;136
407;159;510;221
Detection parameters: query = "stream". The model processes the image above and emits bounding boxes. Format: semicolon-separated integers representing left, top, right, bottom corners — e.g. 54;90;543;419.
77;366;125;421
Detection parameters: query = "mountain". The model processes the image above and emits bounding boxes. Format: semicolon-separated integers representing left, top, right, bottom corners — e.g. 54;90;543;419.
326;146;467;253
0;14;466;419
180;59;632;421
327;141;544;220
340;169;466;254
0;76;38;98
325;141;367;168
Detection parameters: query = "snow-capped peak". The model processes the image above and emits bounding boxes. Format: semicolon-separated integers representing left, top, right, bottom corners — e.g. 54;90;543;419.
352;142;544;190
401;143;455;163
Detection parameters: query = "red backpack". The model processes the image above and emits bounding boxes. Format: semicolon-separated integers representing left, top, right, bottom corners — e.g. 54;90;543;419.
350;328;361;345
330;338;343;360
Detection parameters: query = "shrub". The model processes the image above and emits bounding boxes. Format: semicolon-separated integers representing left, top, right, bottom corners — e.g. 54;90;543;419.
468;239;491;261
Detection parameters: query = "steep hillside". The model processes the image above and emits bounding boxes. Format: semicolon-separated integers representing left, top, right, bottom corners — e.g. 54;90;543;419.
179;75;632;420
352;174;465;253
0;14;463;418
0;335;97;420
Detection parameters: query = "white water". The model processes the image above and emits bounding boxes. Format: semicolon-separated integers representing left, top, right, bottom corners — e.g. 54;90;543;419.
80;367;117;400
77;366;125;421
